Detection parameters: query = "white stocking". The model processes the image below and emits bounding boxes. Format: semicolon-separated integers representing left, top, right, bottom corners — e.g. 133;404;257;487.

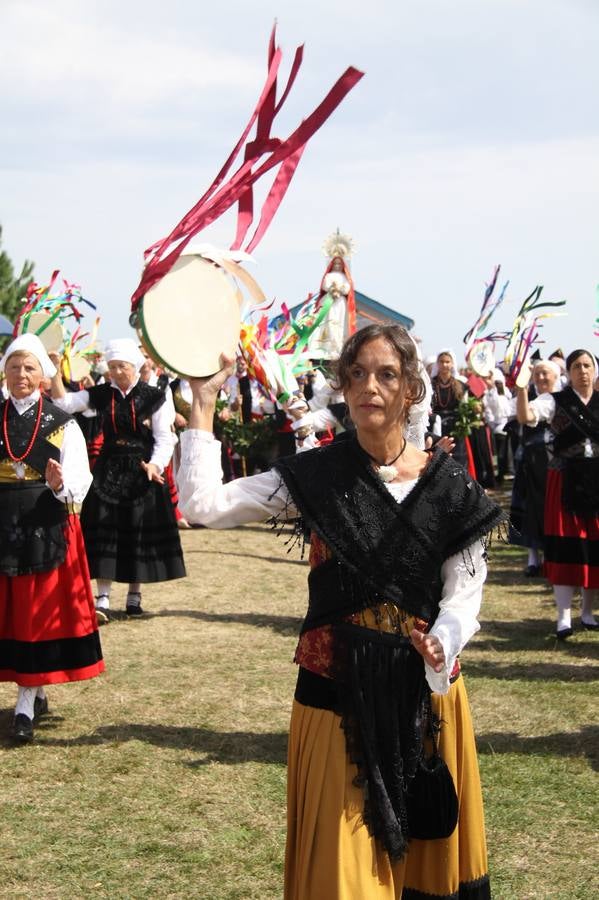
527;548;540;567
581;588;598;625
96;580;112;609
553;585;575;630
15;686;37;719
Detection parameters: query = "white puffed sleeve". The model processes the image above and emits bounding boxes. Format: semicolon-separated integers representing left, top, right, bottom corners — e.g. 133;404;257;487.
52;389;92;414
177;430;295;527
527;392;556;426
425;541;487;694
50;418;93;505
148;391;176;472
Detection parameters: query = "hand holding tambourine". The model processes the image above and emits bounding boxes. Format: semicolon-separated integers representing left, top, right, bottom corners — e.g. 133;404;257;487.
515;361;533;390
188;354;236;430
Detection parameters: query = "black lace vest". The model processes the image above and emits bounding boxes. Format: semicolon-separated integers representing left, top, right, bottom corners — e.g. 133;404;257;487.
86;381;166;503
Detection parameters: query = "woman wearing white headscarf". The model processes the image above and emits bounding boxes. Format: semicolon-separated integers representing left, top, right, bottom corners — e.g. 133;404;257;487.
50;338;185;621
0;334;103;742
509;360;560;575
517;349;599;637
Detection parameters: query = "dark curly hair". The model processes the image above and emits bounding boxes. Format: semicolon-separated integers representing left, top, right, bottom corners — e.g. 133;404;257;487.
334;324;427;406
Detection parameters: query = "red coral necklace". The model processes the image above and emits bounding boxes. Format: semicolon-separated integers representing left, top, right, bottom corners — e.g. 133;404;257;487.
111;390;136;432
2;396;43;478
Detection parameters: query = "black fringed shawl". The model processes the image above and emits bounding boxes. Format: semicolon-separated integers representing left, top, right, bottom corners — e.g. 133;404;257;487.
274;438;505;860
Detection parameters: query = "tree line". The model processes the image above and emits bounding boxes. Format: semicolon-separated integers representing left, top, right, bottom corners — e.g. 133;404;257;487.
0;225;35;325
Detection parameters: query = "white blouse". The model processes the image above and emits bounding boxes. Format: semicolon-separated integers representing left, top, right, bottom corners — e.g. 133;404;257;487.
10;391;92;505
177;430;487;695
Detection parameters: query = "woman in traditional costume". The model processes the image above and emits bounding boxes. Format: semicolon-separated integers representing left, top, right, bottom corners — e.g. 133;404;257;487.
0;334;103;742
517;348;599;637
177;324;504;899
509;360;560;576
430;350;469;471
50;338;185;622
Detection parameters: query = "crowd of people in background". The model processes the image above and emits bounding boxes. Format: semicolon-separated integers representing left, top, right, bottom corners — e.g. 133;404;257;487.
1;330;597;746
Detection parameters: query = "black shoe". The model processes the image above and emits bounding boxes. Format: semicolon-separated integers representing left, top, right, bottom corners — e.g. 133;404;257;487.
95;605;111;626
556;626;573;640
581;620;599;631
126;604;144;616
13;714;34;743
34;696;49;719
523;565;541;577
126;592;143;616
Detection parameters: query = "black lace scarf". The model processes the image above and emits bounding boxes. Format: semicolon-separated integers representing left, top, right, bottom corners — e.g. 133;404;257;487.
274;438;506;627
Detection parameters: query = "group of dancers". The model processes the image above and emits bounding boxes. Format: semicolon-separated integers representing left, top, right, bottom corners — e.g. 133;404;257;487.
427;346;599;638
1;322;597;899
0;333;185;743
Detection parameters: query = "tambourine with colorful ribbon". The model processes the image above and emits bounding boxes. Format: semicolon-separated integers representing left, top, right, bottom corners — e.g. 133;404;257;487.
130;26;363;378
14;271;98;381
503;285;567;388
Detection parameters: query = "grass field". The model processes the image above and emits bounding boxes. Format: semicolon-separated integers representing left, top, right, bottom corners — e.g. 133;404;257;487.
0;523;597;899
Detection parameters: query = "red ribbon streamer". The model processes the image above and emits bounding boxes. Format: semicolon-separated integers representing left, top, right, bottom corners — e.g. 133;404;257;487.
131;26;363;311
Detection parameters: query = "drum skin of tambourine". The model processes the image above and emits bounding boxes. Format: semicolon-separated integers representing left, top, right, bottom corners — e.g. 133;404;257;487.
468;340;495;377
17;311;64;353
65;355;91;383
136;255;241;378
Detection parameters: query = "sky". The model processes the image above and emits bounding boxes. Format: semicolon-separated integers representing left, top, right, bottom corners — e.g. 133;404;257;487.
1;0;598;363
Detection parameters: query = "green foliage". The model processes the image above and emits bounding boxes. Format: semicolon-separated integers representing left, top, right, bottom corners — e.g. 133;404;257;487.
0;225;35;323
451;394;483;438
214;400;277;457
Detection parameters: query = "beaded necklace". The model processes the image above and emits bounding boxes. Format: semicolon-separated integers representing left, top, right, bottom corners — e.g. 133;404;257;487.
2;396;43;478
434;380;454;410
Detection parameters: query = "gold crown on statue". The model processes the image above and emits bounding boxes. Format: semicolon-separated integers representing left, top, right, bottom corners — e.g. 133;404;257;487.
322;228;355;260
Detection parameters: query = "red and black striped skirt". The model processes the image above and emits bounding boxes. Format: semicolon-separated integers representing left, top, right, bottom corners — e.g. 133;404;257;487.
0;514;104;687
543;469;599;587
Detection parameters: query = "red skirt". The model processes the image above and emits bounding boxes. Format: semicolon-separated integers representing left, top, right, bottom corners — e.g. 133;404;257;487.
543;469;599;587
0;514;104;686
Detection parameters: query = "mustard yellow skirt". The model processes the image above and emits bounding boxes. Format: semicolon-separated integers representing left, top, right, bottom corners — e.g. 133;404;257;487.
284;676;489;900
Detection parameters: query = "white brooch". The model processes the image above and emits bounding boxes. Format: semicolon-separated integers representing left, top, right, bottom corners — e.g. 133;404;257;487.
376;465;397;483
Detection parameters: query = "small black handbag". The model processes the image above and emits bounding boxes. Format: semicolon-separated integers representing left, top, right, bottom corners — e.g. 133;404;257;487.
406;739;459;840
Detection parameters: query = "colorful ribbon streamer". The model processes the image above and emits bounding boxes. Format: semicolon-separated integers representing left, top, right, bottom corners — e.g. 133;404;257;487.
131;26;364;311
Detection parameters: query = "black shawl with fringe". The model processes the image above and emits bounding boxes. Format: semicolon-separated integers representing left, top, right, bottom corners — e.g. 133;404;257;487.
274;438;505;861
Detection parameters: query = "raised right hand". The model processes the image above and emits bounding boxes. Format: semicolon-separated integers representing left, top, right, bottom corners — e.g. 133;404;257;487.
189;354;236;404
188;354;236;430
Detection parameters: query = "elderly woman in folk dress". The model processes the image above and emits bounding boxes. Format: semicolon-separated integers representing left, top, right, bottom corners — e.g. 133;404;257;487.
517;348;599;638
50;338;185;621
509;359;560;576
177;325;504;900
0;334;103;743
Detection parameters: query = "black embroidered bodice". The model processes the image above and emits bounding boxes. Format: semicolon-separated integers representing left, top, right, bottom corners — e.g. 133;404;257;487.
86;381;166;503
549;387;599;465
0;397;71;478
0;398;72;575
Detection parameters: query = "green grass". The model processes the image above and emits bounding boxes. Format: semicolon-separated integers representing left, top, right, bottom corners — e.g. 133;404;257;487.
0;526;597;898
